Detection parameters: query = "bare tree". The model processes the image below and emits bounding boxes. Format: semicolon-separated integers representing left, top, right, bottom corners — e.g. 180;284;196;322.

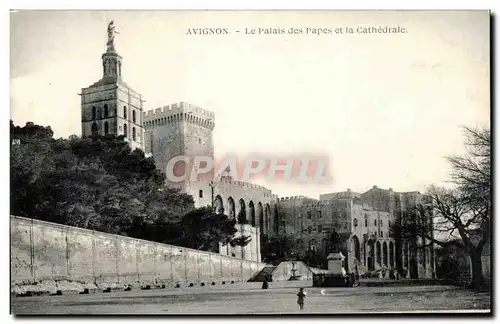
447;126;491;223
395;126;490;288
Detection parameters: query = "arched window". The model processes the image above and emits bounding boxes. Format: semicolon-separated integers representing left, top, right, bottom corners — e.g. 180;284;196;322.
353;218;358;227
124;124;128;137
92;106;96;120
376;241;382;265
104;104;109;118
352;236;361;261
132;110;136;123
104;122;109;135
123;106;127;119
309;239;317;252
91;122;98;135
132;127;136;141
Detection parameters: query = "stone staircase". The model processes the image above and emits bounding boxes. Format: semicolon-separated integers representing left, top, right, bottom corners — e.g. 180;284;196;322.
249;265;276;282
249;261;328;282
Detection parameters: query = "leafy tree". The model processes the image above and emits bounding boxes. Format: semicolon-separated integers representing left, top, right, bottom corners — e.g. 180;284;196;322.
302;249;327;269
11;121;58;218
230;235;252;248
237;209;248;225
260;235;297;265
170;206;251;252
11;120;54;140
10;121;195;239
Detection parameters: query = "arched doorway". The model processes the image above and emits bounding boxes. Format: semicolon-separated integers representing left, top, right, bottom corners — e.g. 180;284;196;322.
352;236;361;261
309;239;317;252
227;197;235;219
238;199;247;224
367;239;375;271
91;122;98;136
383;242;388;266
249;201;256;226
257;202;263;230
403;241;409;268
389;241;395;268
376;241;382;266
265;204;271;233
214;195;224;214
420;246;426;266
273;205;279;234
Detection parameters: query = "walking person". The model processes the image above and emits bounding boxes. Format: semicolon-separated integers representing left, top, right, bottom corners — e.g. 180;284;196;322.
297;288;306;310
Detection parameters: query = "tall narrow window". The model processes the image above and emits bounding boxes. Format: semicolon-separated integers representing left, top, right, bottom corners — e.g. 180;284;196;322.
132;110;136;123
92;106;96;120
132;127;136;141
91;122;98;135
104;122;109;135
123;106;127;119
365;218;368;227
374;219;377;226
104;104;109;118
124;124;128;137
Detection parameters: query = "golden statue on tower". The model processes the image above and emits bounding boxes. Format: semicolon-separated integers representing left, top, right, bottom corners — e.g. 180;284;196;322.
107;21;119;51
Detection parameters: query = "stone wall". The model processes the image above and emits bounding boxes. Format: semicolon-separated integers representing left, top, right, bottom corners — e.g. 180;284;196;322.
10;216;266;288
219;224;261;262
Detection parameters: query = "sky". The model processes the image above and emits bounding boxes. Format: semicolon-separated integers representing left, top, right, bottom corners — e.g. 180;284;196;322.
10;10;490;199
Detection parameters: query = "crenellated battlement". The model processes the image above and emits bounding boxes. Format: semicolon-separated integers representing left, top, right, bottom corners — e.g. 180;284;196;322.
143;101;215;119
278;198;351;209
143;102;215;131
279;195;308;201
216;179;274;198
301;200;348;208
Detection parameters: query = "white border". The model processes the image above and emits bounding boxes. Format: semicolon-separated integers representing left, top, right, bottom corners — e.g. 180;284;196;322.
3;1;497;323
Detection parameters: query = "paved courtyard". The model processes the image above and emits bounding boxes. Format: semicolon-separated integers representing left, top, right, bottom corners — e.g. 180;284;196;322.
11;281;491;315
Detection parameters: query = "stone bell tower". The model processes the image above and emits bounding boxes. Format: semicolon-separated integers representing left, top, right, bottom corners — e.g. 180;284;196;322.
80;21;144;152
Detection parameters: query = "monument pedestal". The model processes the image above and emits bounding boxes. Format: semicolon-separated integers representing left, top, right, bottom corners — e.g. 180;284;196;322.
327;252;346;276
313;252;352;288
